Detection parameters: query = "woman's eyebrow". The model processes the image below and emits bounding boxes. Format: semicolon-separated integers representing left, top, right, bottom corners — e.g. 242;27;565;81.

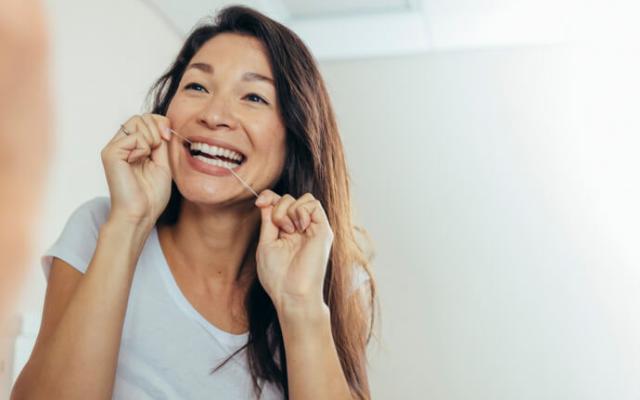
186;62;273;86
242;72;273;85
186;62;212;74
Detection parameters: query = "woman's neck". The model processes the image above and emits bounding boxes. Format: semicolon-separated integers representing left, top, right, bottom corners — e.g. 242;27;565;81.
160;199;261;287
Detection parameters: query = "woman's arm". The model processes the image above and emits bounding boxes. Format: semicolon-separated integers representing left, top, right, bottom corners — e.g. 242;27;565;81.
253;190;371;399
11;218;152;400
278;301;357;400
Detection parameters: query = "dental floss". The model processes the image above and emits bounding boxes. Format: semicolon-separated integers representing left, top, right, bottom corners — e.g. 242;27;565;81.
169;128;192;144
224;166;259;198
170;128;259;199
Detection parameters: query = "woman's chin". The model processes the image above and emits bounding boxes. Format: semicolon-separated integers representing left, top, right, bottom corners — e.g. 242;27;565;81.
176;180;253;207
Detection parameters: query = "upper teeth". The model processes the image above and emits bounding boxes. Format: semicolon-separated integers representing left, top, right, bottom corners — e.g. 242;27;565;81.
190;142;244;162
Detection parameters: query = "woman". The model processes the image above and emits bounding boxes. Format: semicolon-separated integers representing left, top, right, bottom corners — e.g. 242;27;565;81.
12;6;376;400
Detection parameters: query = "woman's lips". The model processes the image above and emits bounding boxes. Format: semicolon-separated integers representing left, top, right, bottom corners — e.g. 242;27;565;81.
182;141;244;177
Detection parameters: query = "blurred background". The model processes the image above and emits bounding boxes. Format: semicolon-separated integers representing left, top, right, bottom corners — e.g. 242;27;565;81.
2;0;640;399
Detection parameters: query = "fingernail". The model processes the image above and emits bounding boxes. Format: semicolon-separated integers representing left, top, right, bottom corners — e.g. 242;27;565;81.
293;219;300;231
285;223;295;233
162;127;171;140
255;195;266;206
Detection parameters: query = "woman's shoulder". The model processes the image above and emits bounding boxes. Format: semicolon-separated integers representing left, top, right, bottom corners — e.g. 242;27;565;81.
40;196;111;278
58;196;111;239
68;196;111;229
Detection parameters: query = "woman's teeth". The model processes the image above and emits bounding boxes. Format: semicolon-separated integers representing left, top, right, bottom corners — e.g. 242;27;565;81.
193;154;241;169
189;142;244;163
187;141;245;169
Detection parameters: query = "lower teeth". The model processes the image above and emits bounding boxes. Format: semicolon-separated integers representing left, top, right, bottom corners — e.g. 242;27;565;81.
194;155;240;169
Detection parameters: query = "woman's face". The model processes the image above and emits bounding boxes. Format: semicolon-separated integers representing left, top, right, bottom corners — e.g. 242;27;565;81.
165;32;286;206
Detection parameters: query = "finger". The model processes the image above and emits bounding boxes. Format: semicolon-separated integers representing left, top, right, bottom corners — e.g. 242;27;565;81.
287;193;316;231
127;148;148;163
131;115;156;151
295;199;316;231
148;121;170;169
119;131;151;163
294;203;312;232
108;115;138;145
140;113;163;148
150;136;170;168
308;199;331;231
151;114;172;141
140;114;170;167
255;189;280;208
110;115;149;150
272;194;297;234
297;198;329;231
104;129;149;163
126;135;151;163
102;133;135;164
257;191;281;246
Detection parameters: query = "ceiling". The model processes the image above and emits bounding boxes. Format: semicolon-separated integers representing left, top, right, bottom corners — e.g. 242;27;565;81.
282;0;413;18
142;0;638;60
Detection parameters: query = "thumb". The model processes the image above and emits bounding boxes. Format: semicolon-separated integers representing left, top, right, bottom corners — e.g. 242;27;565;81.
151;140;170;169
258;205;279;245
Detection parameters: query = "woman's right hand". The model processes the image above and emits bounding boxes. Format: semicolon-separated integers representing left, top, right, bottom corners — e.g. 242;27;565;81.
101;113;173;228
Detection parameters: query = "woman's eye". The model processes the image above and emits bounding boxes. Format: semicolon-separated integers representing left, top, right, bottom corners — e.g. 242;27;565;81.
245;93;268;105
185;82;207;93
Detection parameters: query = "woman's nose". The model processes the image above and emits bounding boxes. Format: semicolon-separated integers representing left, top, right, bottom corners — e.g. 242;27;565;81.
197;94;238;130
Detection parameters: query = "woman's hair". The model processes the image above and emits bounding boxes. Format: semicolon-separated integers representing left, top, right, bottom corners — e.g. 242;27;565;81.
147;5;377;399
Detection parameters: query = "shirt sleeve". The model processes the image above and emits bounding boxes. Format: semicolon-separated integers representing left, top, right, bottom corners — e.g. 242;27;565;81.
41;196;111;280
350;225;374;297
351;263;371;296
351;263;375;344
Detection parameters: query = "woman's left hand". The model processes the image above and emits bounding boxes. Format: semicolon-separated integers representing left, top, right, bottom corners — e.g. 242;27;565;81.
254;190;334;315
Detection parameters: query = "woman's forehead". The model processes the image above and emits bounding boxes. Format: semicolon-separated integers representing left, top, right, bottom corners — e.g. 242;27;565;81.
190;33;273;78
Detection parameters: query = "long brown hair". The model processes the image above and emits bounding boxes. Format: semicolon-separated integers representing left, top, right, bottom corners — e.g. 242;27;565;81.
147;6;377;399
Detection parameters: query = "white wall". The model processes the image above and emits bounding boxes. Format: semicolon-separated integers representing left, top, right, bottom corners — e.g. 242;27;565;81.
320;44;640;399
6;1;640;399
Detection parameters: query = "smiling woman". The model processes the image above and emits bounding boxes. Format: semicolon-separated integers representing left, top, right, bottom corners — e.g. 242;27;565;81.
11;5;376;400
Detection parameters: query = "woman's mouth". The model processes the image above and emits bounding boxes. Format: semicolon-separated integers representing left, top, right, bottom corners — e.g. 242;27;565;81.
185;141;245;165
182;140;246;176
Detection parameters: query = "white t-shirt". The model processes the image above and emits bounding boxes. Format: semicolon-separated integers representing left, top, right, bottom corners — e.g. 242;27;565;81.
41;197;370;400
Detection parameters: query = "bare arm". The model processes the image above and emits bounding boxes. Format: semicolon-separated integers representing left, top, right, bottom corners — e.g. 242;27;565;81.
278;283;372;400
279;303;353;400
11;219;152;400
253;190;372;400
